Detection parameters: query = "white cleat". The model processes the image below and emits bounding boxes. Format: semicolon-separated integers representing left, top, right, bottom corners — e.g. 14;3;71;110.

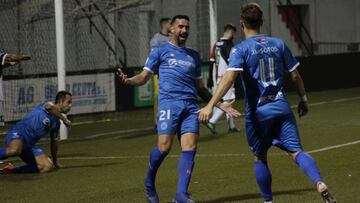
317;182;337;203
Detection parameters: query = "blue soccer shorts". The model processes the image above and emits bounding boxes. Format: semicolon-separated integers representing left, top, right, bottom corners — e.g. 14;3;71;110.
245;113;303;156
157;100;199;136
5;130;45;164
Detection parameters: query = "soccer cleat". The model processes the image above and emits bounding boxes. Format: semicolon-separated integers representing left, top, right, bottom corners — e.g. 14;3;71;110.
2;162;14;172
0;162;14;175
145;186;159;203
317;182;337;203
205;122;217;134
228;127;240;133
172;193;195;203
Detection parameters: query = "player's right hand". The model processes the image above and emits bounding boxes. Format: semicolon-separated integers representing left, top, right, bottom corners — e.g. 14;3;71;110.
198;105;214;124
116;68;129;84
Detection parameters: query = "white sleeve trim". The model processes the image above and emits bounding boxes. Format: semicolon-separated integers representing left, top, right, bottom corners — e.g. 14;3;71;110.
227;67;243;72
210;58;215;62
143;67;154;74
288;62;300;72
1;53;8;65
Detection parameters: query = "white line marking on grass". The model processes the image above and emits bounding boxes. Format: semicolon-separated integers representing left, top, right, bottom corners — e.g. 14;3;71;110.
1;96;359;136
290;96;360;108
86;127;153;139
57;140;360;160
307;140;360;154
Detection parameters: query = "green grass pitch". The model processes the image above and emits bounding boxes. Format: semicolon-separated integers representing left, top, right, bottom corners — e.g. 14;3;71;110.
0;87;359;202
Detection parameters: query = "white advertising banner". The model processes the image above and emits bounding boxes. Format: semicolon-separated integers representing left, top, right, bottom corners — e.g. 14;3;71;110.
4;73;115;121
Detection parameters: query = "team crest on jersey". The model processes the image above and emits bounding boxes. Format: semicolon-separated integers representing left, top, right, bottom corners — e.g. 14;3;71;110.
257;38;266;43
43;117;50;126
160;122;168;130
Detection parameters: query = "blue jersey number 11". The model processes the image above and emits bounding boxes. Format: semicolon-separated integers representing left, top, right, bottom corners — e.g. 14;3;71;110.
259;57;276;87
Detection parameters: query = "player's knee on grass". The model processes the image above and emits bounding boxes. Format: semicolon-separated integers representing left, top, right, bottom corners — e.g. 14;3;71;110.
7;140;23;157
6;147;21;157
36;156;55;173
38;162;54;173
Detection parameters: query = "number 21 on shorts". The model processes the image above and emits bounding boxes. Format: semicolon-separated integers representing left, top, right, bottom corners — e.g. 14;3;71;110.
159;109;171;121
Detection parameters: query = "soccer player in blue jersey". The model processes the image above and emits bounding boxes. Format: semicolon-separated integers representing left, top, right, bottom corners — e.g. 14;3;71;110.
0;91;72;174
199;3;337;203
150;17;172;131
117;15;239;203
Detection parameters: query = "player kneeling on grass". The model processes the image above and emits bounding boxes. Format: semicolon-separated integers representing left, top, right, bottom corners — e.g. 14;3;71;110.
0;91;72;174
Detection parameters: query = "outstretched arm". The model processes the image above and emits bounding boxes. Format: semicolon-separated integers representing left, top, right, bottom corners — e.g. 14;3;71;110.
45;102;71;127
116;68;152;86
290;69;308;117
50;130;60;169
197;77;240;119
198;70;239;123
2;53;31;67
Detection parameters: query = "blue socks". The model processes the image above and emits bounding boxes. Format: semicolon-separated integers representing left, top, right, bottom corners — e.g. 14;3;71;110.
295;152;322;184
255;161;272;202
145;147;168;188
0;148;7;160
254;152;321;202
177;150;196;194
12;165;39;173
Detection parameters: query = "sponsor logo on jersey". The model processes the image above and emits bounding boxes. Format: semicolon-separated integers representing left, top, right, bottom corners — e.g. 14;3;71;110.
168;58;195;68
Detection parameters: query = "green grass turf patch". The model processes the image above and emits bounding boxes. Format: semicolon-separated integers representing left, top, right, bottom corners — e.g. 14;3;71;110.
0;87;359;202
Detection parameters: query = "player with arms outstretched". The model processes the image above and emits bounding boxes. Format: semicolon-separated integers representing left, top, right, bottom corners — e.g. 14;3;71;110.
0;91;72;174
199;3;337;203
117;15;239;203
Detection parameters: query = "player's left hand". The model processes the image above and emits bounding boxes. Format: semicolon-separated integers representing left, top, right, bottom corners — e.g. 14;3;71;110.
63;118;72;128
297;101;308;117
217;102;242;118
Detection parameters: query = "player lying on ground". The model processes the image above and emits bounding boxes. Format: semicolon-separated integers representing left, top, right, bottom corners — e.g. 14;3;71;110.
0;91;72;174
199;3;337;203
117;14;240;203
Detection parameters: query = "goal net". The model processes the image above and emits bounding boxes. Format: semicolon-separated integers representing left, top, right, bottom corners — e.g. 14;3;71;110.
0;0;211;123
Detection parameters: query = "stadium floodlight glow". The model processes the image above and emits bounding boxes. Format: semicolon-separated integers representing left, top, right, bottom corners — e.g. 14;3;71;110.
54;0;68;140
